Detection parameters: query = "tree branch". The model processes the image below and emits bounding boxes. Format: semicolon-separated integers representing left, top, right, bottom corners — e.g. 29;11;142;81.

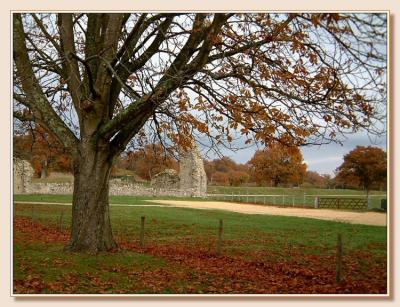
58;13;83;119
68;52;100;98
207;14;296;64
14;13;78;150
31;13;61;52
109;15;176;115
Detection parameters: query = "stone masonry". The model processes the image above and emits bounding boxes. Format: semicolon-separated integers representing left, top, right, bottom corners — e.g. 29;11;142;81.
179;144;207;197
13;157;35;194
13;144;208;197
150;169;180;190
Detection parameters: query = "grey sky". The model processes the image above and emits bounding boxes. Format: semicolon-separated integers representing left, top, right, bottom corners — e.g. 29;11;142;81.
205;130;387;176
301;131;387;175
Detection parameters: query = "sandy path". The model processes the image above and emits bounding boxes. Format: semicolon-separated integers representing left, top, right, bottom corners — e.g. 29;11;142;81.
146;200;387;226
15;200;386;226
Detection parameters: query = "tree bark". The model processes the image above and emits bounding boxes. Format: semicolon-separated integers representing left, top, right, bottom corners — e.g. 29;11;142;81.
65;140;117;253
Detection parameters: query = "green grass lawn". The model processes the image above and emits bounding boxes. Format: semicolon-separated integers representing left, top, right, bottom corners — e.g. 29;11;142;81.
207;186;386;196
13;194;387;294
207;186;386;208
13;194;206;205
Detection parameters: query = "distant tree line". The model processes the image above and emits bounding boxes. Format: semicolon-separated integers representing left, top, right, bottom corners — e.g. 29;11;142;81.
14;129;386;191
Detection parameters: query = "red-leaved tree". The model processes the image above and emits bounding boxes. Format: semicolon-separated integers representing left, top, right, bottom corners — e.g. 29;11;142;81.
249;143;307;187
335;146;387;194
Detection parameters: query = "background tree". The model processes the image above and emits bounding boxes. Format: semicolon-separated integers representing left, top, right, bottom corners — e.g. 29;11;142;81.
13;13;386;252
335;146;387;194
204;157;250;185
227;170;250;186
321;174;334;189
117;144;178;181
303;171;325;188
203;159;216;182
211;171;230;186
13;125;72;178
249;143;307;187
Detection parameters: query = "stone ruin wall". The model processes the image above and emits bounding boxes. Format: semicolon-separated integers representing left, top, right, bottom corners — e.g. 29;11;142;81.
13;158;35;194
21;179;201;197
150;169;180;190
179;145;207;197
13;144;208;197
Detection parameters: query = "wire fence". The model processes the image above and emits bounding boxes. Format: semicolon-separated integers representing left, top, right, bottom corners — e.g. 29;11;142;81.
206;193;387;209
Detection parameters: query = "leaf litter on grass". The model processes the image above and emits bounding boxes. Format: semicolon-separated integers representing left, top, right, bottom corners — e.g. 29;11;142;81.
13;216;387;294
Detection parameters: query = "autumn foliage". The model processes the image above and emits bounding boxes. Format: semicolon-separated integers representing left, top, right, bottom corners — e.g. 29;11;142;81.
303;171;333;189
14;214;387;294
115;144;178;181
248;143;307;187
335;146;387;193
204;157;250;186
13;125;72;177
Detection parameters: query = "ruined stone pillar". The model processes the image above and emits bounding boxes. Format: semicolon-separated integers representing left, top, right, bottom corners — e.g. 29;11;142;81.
13;158;34;194
179;143;207;197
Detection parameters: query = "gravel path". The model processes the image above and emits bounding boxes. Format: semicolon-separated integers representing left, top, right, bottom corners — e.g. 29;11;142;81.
146;200;387;226
15;200;387;226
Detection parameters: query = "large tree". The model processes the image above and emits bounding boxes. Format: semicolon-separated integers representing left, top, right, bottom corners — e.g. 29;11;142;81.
13;13;386;252
248;143;307;187
335;146;387;194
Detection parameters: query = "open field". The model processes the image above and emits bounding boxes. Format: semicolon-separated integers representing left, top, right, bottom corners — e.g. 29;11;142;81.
146;200;387;226
207;186;387;208
13;194;209;206
208;186;386;196
14;184;387;210
13;195;387;294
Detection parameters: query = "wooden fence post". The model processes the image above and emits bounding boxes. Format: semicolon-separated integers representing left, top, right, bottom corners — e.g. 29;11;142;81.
140;216;145;248
303;193;306;207
336;233;343;283
217;219;223;254
292;196;295;207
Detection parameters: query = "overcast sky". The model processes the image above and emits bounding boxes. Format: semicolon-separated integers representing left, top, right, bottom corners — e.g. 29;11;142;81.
204;130;387;176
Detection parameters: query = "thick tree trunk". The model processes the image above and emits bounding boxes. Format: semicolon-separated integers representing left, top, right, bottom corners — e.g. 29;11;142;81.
65;141;117;253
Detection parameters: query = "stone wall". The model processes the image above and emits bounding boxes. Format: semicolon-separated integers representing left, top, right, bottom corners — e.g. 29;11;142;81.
25;182;73;194
13;158;35;194
150;169;180;190
13;143;208;197
23;179;199;197
179;144;207;197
